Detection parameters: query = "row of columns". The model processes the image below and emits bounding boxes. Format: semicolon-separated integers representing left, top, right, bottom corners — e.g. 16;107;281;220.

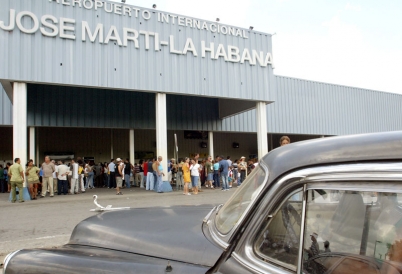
12;82;269;182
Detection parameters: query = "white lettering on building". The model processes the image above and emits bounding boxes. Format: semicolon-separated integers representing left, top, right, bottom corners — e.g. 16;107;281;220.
0;8;273;68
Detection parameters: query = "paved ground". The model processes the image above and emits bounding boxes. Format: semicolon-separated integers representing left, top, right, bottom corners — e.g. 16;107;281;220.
0;186;233;265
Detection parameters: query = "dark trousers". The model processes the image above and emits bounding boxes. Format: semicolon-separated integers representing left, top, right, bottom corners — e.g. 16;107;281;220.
0;179;6;193
240;170;246;184
213;171;220;188
58;180;68;195
109;172;116;188
103;174;108;186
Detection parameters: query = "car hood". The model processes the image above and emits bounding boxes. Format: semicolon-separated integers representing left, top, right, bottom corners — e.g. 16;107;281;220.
68;205;223;267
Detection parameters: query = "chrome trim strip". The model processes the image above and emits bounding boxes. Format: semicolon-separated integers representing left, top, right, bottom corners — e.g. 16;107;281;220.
3;250;21;273
209;222;229;249
297;184;307;273
203;206;216;223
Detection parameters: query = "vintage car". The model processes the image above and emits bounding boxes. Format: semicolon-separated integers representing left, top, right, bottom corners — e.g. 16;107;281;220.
3;131;402;273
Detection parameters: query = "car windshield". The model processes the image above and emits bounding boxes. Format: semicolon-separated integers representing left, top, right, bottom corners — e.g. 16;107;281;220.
215;165;268;235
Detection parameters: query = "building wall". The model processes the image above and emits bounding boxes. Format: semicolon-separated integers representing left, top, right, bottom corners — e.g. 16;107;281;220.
0;85;12;125
0;0;275;102
265;76;402;135
222;76;402;135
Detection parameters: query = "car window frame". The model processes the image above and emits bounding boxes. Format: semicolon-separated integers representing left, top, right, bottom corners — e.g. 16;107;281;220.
227;162;402;274
203;161;270;250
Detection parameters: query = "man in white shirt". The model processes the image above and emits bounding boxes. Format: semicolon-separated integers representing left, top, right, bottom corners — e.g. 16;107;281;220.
70;159;79;194
108;159;116;189
56;160;70;195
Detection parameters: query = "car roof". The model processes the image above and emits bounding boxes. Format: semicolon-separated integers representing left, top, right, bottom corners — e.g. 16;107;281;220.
262;131;402;184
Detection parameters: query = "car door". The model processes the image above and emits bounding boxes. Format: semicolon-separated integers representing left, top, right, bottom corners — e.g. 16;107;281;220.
215;162;402;274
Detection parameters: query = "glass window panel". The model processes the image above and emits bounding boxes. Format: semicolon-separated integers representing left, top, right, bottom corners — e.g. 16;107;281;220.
303;189;402;274
255;189;303;271
215;166;267;234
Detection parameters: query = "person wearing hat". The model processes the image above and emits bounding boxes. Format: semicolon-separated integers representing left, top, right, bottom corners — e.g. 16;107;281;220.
115;158;124;195
238;156;247;187
306;232;320;258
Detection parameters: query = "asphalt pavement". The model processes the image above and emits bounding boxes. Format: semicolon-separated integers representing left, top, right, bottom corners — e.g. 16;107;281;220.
0;186;233;264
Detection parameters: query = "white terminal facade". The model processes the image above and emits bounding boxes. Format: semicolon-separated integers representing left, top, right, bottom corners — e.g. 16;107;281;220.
1;0;402;182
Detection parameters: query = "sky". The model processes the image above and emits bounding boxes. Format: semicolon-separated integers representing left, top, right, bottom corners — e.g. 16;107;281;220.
112;0;402;95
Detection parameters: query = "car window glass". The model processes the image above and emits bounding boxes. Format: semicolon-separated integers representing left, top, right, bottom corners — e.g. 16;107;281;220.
215;166;267;235
255;189;303;271
303;189;402;274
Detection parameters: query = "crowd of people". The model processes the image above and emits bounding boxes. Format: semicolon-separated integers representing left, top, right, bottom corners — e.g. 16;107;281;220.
0;136;291;203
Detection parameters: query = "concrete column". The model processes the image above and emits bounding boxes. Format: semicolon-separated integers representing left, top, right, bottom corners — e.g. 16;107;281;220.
110;129;113;159
13;82;28;181
29;127;35;162
155;93;168;181
256;102;268;159
208;131;214;159
129;129;135;164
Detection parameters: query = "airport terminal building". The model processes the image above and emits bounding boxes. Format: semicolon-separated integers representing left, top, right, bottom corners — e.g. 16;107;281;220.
1;0;402;175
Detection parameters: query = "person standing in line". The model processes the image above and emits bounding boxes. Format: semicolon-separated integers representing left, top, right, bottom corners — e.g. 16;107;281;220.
219;155;230;191
152;158;159;191
115;158;124;195
226;156;232;167
142;159;148;189
123;158;132;189
5;163;11;193
182;157;191;195
9;158;25;203
146;158;155;191
70;159;79;194
238;156;247;187
41;156;55;198
0;164;5;193
52;160;58;195
78;162;86;193
108;159;116;189
85;161;95;189
57;160;70;195
204;156;214;189
176;158;184;190
103;163;109;188
153;157;164;193
190;159;201;195
134;163;141;187
170;159;177;186
232;160;238;187
138;160;144;188
280;135;291;146
213;157;220;189
26;160;40;199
